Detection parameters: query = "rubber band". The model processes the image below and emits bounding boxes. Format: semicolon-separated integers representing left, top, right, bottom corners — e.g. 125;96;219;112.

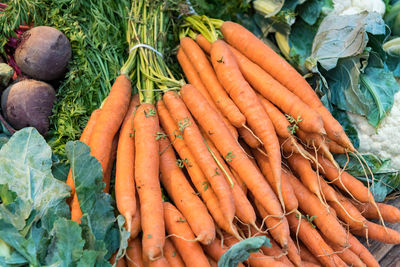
129;43;163;58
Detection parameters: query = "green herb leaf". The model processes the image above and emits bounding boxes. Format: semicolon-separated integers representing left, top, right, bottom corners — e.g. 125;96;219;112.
225;151;235;162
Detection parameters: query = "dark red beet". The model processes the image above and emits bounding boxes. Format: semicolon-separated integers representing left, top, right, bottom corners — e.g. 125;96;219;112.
15;26;71;81
1;79;56;135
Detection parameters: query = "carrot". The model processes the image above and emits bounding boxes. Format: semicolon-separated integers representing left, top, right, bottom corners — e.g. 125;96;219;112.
126;238;144;267
253;149;299;212
322;234;365;267
248;227;295;267
89;74;132;192
130;194;141;239
66;108;102;198
285;172;348;247
224;236;288;267
286;236;303;267
298;243;320;265
143;256;170;267
163;202;211;267
253;197;290;250
221;21;354;150
156;100;238;238
285;153;325;206
180;84;285;236
159;135;215;245
177;47;238;139
201;132;257;227
110;254;127;267
351;201;400;224
348;233;379;267
230;167;247;195
103;133;118;192
134;103;164;261
327;139;347;154
207;257;218;267
296;129;337;168
116;95;140;234
196;34;212;54
237;126;261;148
203;238;245;267
286;213;347;267
227;44;325;135
163;239;185;267
163;91;235;224
302;261;321;267
180;37;246;128
352;220;400;244
315;155;375;204
210;39;284;211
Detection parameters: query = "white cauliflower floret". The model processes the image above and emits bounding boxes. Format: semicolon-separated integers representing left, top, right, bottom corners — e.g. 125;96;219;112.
333;0;386;16
348;91;400;169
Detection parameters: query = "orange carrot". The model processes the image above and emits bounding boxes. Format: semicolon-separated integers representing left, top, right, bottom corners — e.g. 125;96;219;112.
203;238;246;267
110;253;127;267
298;243;320;265
224;236;288;267
163;239;185;267
130;199;141;239
116;95;140;235
285;153;325;205
144;257;170;267
230;167;247;195
126;238;144;267
207;257;218;267
159;135;215;245
237;126;261;148
327;139;347;154
286;213;347;267
134;103;164;261
227;44;325;135
156;100;238;238
163;91;235;224
286;172;348;247
89;74;132;192
352;219;400;244
180;37;246;128
302;261;321;267
348;233;379;267
253;149;299;212
196;34;212;54
210;39;284;211
177;47;238;139
163;202;211;267
180;84;286;241
201;132;257;227
351;201;400;224
103;133;118;192
323;235;365;267
221;21;354;150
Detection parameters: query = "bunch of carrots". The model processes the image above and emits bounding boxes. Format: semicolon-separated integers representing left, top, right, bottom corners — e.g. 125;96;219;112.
66;4;400;266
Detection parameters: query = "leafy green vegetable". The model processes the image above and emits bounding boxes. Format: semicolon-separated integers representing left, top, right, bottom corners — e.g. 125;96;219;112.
308;12;386;71
218;236;271;267
335;153;400;201
297;0;332;25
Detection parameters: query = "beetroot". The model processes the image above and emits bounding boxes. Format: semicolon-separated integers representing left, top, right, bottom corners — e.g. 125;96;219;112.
15;26;71;81
1;79;56;135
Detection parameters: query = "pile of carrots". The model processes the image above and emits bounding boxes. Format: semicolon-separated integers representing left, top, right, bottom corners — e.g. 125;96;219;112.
66;13;400;267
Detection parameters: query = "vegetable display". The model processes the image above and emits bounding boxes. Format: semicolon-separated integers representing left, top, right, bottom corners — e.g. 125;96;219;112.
0;0;400;267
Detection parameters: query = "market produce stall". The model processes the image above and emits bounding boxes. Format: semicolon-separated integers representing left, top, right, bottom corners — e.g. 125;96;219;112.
0;0;399;266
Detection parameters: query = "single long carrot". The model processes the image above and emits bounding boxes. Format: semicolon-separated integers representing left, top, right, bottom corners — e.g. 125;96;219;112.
159;135;215;245
286;213;347;267
177;47;238;139
227;44;325;135
224;236;288;267
180;37;246;128
237;126;261;148
163;91;235;224
89;74;132;192
351;201;400;224
126;238;144;267
253;149;299;212
163;202;211;267
103;133;118;192
286;172;348;247
210;39;284;211
202;237;245;267
180;84;285;232
163;239;185;267
286;153;325;205
134;103;164;261
196;34;212;54
130;196;141;239
156;100;238;238
116;95;140;235
201;132;257;227
348;233;379;267
298;243;320;265
221;21;354;150
322;234;365;267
